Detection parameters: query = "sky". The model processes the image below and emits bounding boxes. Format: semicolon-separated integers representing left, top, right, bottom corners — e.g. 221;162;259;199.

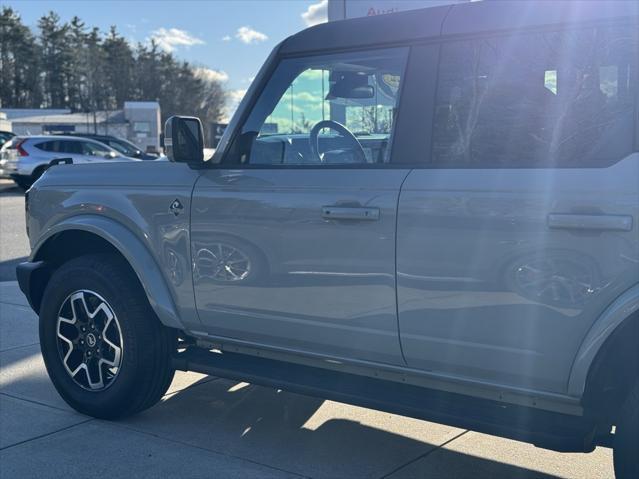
2;0;330;114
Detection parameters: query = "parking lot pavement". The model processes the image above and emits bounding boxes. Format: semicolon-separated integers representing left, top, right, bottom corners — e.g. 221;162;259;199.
0;280;615;479
0;180;29;282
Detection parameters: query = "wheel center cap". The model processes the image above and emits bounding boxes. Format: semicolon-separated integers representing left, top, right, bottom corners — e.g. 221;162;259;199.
86;333;97;348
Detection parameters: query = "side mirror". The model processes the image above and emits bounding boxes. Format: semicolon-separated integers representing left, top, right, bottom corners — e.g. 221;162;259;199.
164;116;204;164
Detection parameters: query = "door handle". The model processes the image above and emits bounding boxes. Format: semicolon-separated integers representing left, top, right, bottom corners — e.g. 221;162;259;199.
321;206;380;221
547;213;633;232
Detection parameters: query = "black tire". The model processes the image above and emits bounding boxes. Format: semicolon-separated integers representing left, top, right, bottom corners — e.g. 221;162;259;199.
31;165;47;182
613;382;639;479
39;253;176;419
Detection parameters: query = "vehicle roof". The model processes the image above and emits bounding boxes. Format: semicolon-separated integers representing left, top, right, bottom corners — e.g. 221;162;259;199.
66;133;138;145
280;0;639;55
66;133;114;139
20;135;118;148
21;135;102;141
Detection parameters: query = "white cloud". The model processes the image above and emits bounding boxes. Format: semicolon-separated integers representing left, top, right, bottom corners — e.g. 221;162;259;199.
293;91;322;103
302;0;328;27
224;89;248;121
150;27;205;52
228;89;247;105
222;35;231;42
194;67;229;83
235;26;268;44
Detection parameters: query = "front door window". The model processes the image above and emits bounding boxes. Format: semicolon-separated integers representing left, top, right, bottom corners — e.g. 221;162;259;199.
229;48;408;166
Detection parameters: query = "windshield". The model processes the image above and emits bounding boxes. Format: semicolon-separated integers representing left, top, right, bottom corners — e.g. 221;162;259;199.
0;132;14;147
83;141;119;158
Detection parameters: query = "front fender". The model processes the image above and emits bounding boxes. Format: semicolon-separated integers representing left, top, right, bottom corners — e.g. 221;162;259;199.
32;215;185;330
568;283;639;397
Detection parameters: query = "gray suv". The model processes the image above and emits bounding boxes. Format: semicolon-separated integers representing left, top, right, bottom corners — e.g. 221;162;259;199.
16;2;639;477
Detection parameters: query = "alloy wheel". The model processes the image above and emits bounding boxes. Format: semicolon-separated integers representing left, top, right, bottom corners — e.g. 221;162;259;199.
56;290;123;391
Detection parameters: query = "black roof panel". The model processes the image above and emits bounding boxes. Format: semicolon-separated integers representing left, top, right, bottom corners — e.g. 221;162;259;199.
444;0;639;36
280;1;638;55
280;4;451;54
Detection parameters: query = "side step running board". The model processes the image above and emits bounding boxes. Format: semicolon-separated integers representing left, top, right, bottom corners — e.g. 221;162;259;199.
172;347;598;453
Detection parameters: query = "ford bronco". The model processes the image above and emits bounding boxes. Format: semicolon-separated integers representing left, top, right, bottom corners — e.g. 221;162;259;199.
16;1;639;477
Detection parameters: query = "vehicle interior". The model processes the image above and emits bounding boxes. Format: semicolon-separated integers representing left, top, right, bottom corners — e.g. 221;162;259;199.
432;26;636;168
226;48;407;166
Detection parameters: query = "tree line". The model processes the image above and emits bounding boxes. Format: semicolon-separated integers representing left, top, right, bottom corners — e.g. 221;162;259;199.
0;7;225;136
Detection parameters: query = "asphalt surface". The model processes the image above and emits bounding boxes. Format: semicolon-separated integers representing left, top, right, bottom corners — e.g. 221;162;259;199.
0;180;29;281
0;178;615;478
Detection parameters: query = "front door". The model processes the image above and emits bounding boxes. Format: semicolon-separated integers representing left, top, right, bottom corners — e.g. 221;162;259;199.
191;47;410;365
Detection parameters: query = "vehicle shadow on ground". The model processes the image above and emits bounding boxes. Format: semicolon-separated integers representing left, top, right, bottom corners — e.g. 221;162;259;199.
0;183;23;197
124;375;564;479
0;350;569;479
0;257;27;282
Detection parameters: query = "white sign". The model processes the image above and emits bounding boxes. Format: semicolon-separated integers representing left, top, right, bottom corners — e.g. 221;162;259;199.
328;0;470;21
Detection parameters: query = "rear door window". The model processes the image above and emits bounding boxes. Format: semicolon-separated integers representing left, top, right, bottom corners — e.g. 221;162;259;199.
432;25;637;168
35;141;60;152
59;140;83;154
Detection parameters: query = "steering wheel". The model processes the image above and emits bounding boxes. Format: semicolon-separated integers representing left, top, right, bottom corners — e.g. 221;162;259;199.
309;120;367;163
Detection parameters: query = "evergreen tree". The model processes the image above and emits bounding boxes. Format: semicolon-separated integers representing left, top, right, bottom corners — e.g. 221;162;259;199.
0;7;41;108
67;16;87;111
85;27;108;111
134;41;162;103
38;11;73;107
102;26;134;109
0;6;227;139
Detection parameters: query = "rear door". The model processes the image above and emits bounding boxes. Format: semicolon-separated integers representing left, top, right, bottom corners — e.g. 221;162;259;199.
191;47;413;364
397;24;639;393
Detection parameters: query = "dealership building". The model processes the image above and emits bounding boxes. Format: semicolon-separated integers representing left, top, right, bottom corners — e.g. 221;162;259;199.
0;101;161;153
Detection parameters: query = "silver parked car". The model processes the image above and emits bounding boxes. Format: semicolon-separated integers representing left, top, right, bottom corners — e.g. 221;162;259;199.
0;135;139;189
15;2;639;478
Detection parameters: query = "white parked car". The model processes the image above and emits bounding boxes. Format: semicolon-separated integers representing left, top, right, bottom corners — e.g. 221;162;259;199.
0;135;139;189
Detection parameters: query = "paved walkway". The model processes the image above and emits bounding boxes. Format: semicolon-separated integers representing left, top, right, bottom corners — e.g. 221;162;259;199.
0;281;613;478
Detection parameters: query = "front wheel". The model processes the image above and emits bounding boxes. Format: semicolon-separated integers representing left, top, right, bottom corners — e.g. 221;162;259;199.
613;382;639;479
39;254;176;419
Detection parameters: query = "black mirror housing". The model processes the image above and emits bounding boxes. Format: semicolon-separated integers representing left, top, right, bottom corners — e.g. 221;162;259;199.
327;72;375;100
165;116;204;164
